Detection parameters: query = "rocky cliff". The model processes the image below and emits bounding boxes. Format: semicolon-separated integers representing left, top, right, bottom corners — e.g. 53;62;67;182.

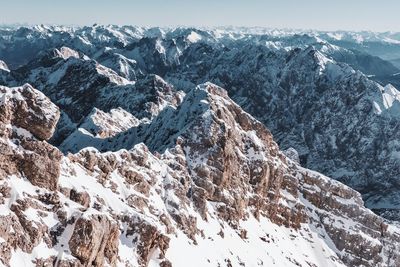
1;83;399;266
2;26;400;219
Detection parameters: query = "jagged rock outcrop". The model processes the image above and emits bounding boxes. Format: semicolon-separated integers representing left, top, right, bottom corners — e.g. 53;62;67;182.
69;215;119;266
0;84;62;190
1;82;399;266
165;42;400;218
0;84;59;140
6;49;185;146
0;84;64;264
2;21;400;264
20;139;62;190
4;25;400;219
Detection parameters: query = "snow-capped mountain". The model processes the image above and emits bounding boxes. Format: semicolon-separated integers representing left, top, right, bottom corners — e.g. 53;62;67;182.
1;83;400;266
4;25;400;217
2;25;400;266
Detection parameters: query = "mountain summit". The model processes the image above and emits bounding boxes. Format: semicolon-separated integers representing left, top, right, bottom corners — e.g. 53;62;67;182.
1;83;400;266
2;25;400;266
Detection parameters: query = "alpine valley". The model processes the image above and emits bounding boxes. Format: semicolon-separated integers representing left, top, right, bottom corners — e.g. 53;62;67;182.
1;25;400;266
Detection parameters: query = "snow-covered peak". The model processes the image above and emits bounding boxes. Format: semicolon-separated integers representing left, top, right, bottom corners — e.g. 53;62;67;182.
53;79;400;267
313;49;335;73
57;46;80;60
186;31;202;43
384;83;399;94
79;107;140;138
2;24;400;224
95;62;134;85
381;83;400;109
1;25;400;265
0;60;10;72
94;50;139;80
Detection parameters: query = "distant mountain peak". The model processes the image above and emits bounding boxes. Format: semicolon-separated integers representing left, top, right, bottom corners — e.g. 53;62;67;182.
0;60;10;72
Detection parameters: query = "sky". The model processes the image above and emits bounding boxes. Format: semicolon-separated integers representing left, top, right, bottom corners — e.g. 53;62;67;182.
0;0;399;32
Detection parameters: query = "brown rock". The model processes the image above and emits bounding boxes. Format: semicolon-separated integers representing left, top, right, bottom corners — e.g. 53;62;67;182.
69;214;119;266
123;216;170;266
20;140;63;191
0;84;60;141
70;189;91;208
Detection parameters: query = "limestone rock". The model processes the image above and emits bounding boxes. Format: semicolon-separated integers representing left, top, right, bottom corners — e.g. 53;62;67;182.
69;215;119;266
0;84;60;140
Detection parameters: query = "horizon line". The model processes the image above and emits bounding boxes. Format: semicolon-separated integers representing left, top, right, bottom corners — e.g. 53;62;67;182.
0;23;399;34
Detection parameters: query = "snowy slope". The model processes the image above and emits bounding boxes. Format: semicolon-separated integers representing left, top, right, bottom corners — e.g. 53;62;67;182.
1;83;400;266
2;25;400;220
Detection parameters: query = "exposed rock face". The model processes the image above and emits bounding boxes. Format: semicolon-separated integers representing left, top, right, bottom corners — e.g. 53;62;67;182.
69;189;91;208
20;140;62;190
5;25;400;218
0;84;62;190
298;167;400;266
0;84;64;265
2;27;399;220
121;215;171;266
1;81;400;266
0;84;60;140
11;49;185;146
69;215;119;266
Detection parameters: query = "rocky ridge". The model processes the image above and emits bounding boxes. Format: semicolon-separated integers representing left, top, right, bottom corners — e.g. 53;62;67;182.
3;26;400;219
0;83;400;266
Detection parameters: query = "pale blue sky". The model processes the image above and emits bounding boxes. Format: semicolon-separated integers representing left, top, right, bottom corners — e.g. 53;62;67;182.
0;0;399;32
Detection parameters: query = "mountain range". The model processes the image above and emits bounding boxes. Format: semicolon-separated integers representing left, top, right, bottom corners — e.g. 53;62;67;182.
2;25;400;266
